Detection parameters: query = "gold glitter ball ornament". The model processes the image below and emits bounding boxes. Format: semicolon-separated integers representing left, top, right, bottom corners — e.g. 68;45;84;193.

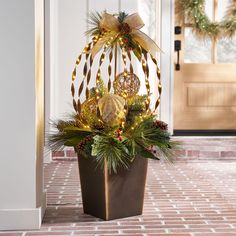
113;72;140;97
80;98;100;127
98;94;126;126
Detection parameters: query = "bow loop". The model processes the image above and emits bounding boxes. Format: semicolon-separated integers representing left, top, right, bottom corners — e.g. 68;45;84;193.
100;12;119;32
123;13;144;30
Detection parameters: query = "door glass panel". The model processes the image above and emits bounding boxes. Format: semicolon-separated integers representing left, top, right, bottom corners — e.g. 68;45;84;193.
217;36;236;63
216;0;236;63
217;0;230;21
138;0;156;39
205;0;214;20
184;27;212;63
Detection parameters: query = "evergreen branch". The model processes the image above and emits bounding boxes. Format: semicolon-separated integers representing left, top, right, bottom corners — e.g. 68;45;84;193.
85;11;102;36
48;120;93;151
91;135;132;173
124;115;177;163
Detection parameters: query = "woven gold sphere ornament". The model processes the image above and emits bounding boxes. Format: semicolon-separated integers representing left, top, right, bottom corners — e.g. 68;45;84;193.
80;98;100;127
98;94;126;126
113;72;140;97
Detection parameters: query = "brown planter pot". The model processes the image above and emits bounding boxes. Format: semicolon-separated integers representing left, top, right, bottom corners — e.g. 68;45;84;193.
78;154;148;220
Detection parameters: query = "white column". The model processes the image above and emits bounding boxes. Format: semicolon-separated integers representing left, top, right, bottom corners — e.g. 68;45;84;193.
160;0;175;133
0;0;46;230
44;0;52;163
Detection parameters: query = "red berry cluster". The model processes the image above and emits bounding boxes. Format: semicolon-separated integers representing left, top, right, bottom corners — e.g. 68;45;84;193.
116;129;123;141
122;35;133;51
123;38;133;51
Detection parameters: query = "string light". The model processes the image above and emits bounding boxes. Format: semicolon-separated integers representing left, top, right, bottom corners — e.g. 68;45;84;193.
70;18;163;126
76;58;81;65
72;69;76;81
83;44;90;53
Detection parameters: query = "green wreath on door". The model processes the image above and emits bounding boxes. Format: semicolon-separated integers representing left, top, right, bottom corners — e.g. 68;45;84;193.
176;0;236;39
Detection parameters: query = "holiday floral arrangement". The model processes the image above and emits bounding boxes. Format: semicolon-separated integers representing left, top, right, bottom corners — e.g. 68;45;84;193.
49;11;178;173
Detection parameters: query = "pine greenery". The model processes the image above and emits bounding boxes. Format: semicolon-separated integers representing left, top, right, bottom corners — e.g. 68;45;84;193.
49;113;179;173
118;11;128;23
86;11;102;36
91;135;132;173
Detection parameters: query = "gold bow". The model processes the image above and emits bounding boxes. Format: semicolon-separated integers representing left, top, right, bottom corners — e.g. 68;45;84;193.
90;12;161;58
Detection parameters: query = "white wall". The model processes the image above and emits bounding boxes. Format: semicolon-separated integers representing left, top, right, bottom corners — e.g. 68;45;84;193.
0;0;45;230
50;0;87;119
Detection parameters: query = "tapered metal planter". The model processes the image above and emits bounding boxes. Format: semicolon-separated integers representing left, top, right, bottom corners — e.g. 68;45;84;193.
78;154;148;220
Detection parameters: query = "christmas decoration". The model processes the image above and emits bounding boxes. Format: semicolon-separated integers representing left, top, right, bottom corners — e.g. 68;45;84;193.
48;11;181;221
154;120;168;131
176;0;236;39
76;134;94;151
114;72;140;97
98;94;126;126
89;78;107;98
80;98;100;128
49;11;179;174
71;11;162;117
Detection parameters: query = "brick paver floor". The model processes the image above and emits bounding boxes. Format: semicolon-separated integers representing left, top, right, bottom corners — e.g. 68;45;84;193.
1;160;236;236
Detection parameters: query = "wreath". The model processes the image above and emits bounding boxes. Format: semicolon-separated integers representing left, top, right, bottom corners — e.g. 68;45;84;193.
176;0;236;39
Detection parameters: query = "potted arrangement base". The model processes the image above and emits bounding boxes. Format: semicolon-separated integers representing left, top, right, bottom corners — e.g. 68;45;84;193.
78;153;148;220
49;11;178;220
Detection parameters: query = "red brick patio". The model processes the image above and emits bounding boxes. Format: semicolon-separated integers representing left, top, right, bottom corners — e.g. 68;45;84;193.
1;156;236;236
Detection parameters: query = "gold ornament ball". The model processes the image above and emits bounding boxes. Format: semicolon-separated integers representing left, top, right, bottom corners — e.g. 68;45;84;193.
80;98;100;127
113;72;140;97
98;94;126;126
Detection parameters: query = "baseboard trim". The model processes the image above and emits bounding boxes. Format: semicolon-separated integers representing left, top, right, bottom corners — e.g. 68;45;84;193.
173;130;236;136
0;191;46;231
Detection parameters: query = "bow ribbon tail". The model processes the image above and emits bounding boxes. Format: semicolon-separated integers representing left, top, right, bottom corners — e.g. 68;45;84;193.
132;30;162;58
88;37;107;58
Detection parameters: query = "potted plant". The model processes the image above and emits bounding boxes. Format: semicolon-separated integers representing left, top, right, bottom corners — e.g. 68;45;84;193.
49;11;178;220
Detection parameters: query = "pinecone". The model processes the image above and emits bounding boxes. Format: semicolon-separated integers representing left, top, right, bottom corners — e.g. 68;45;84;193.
92;122;105;131
154;120;168;130
119;22;131;34
76;134;94;151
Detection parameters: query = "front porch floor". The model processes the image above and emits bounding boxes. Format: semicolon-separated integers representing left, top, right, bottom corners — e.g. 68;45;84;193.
2;159;236;236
